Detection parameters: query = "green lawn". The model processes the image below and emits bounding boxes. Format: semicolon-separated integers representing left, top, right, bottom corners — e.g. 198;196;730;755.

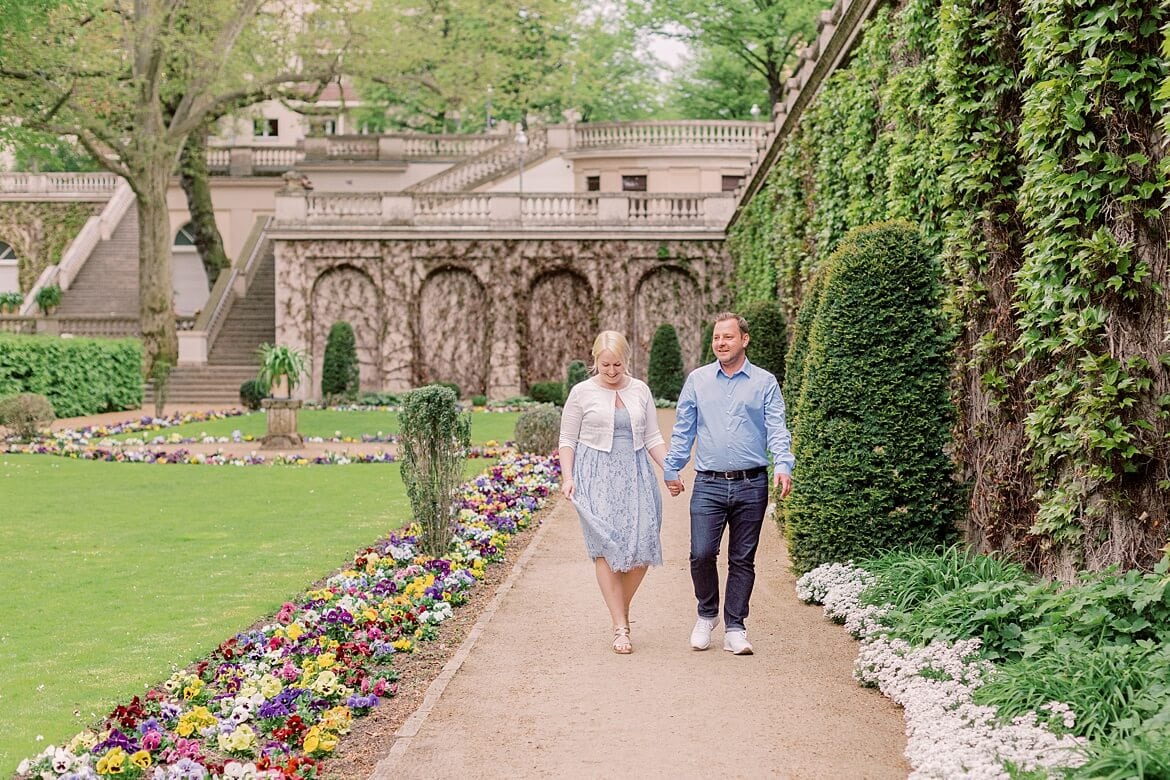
103;409;520;444
0;455;489;776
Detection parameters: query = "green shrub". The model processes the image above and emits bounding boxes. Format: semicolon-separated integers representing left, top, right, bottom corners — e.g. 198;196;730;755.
785;221;960;573
470;394;488;407
783;270;827;420
0;392;55;439
0;291;22;313
0;334;142;416
239;379;266;411
399;385;471;557
740;300;787;386
528;380;565;406
699;320;715;365
320;321;359;403
427;380;460;399
647;323;684;401
513;404;561;454
357;391;402;406
565;360;588;394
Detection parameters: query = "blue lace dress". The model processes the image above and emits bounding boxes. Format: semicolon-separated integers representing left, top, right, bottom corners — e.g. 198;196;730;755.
571;406;663;571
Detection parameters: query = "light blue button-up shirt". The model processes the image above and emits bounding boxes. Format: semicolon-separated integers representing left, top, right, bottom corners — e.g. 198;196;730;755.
663;358;794;481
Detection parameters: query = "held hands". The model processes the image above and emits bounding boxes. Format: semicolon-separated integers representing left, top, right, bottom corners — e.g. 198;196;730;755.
561;477;575;500
665;479;684;497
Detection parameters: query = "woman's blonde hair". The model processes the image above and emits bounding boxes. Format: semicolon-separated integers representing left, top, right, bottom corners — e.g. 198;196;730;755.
590;330;632;373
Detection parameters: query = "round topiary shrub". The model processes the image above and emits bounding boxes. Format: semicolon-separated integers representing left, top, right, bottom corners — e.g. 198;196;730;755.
0;392;55;439
321;321;359;403
784;221;960;573
647;323;684;401
565;360;588;394
513;404;561;454
528;381;565;406
428;380;461;399
740;300;787;386
239;379;266;411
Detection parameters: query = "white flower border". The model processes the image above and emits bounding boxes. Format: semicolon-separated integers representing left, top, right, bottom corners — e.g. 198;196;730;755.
796;563;1087;779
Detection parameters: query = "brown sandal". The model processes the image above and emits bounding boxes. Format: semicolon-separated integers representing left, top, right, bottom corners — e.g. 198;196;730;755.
613;625;632;654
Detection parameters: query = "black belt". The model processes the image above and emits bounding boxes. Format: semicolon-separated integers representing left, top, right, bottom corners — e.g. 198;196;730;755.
696;467;767;480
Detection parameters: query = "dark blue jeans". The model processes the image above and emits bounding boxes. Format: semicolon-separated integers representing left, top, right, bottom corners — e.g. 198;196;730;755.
690;471;769;631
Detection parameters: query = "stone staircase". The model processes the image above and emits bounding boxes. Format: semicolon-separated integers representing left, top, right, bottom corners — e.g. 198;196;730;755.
54;203;139;318
406;127;549;193
157;239;276;405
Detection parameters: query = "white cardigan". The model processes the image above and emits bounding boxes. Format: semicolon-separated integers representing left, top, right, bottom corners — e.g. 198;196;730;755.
558;376;664;453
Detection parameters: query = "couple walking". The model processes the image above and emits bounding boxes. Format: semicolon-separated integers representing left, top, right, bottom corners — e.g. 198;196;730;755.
557;312;794;655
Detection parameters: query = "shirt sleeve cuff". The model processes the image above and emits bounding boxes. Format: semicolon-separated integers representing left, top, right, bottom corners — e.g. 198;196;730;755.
664;470;680;481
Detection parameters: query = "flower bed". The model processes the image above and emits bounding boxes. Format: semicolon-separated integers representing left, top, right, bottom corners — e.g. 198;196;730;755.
797;562;1086;778
15;453;559;779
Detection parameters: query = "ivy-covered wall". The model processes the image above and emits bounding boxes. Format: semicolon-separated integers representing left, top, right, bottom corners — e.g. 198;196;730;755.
731;0;1169;576
0;201;99;291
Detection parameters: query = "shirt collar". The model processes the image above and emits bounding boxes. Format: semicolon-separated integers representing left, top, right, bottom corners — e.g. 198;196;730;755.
716;357;753;380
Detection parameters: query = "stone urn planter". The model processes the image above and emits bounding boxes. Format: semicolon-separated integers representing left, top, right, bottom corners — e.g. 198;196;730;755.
256;343;308;449
261;397;303;449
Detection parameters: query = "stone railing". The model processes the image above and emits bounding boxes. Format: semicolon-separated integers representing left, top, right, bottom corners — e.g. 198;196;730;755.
181;215;271;365
406;128;550;193
572;121;769;151
0;171;120;199
0;315;139;337
276;190;736;230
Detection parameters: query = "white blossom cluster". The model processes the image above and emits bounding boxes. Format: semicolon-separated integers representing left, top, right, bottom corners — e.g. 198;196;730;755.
797;563;1088;779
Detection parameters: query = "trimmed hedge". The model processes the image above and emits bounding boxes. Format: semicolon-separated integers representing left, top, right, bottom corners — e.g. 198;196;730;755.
783;270;827;422
647;323;684;401
740;300;787;386
528;380;565;406
514;404;561;454
0;334;143;417
784;221;960;573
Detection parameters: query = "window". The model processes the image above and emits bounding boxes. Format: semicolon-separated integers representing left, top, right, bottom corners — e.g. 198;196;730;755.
0;242;15;260
722;175;745;192
585;175;600;192
323;118;338;135
621;174;647;192
253;118;279;138
174;224;197;247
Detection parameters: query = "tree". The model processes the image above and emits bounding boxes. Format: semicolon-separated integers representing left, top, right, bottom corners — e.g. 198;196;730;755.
647;323;685;401
630;0;828;111
351;0;661;132
663;44;770;120
0;1;349;372
784;221;960;573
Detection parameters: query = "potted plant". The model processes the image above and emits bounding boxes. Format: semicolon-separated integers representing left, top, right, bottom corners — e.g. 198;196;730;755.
35;284;62;315
255;343;307;448
256;343;307;398
0;292;22;315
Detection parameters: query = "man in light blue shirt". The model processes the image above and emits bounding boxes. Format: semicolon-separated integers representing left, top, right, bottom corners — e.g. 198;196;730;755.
664;311;794;655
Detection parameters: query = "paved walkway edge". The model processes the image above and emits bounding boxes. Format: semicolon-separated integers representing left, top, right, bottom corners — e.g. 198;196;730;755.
367;513;555;779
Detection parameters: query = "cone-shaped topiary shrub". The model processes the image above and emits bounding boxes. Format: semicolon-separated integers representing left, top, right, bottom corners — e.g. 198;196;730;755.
321;321;359;403
699;320;715;365
565;360;588;394
740;300;787;386
785;221;961;573
783;270;827;423
647;323;684;401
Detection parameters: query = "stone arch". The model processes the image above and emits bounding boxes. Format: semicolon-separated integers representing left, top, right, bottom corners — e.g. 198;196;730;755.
524;270;595;390
633;266;704;380
417;266;489;397
310;265;382;397
171;222;209;316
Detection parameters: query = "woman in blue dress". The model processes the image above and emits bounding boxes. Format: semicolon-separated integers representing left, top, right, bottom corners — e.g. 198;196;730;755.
558;331;667;654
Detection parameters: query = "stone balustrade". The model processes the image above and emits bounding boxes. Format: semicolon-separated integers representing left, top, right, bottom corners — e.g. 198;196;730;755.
572;121;769;151
0;172;119;199
275;190;735;230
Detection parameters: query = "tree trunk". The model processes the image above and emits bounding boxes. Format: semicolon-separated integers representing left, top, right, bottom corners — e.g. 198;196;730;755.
135;162;179;375
178;126;230;285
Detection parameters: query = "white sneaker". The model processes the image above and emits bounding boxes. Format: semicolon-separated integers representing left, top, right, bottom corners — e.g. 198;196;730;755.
690;616;718;650
723;630;753;655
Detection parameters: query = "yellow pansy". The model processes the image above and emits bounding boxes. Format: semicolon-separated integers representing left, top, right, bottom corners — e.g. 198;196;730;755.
96;747;126;775
286;622;304;640
130;751;152;770
317;652;336;669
